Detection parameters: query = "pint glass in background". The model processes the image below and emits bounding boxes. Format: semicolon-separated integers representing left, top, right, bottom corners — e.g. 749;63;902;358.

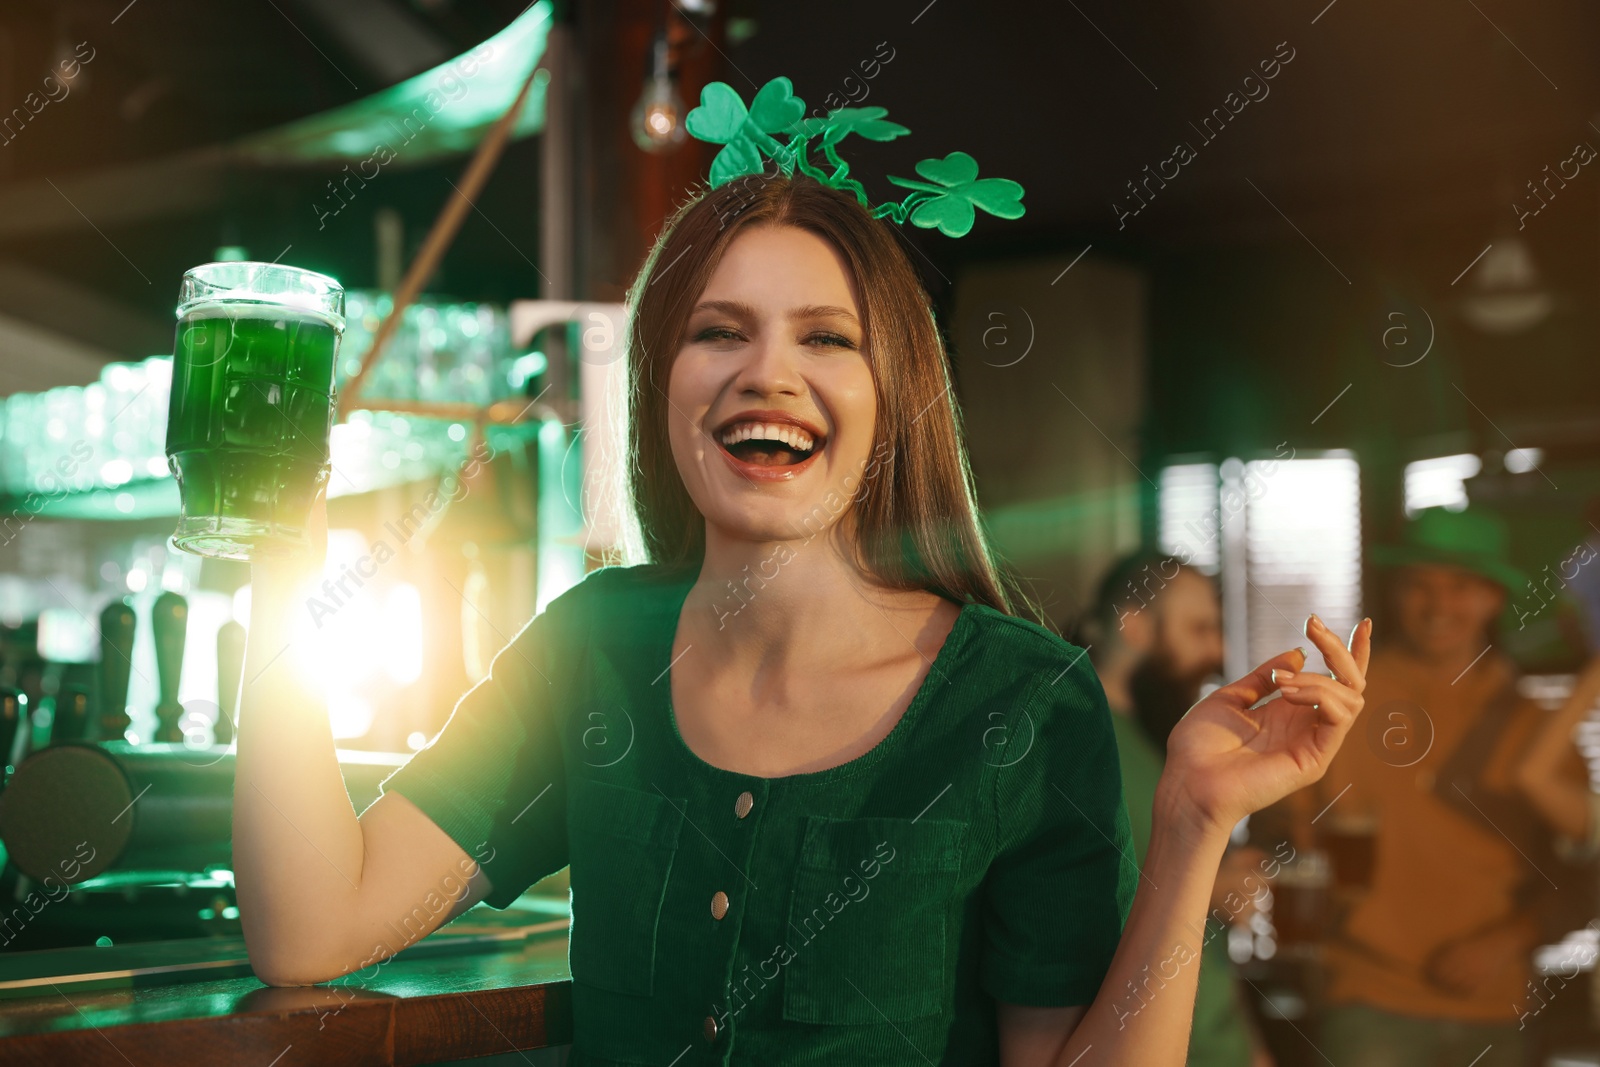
1319;813;1378;891
165;262;345;561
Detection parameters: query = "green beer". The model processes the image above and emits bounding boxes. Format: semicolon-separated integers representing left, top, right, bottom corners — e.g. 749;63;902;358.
166;262;345;561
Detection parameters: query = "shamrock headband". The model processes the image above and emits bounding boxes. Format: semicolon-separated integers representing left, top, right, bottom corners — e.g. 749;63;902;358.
683;76;1025;239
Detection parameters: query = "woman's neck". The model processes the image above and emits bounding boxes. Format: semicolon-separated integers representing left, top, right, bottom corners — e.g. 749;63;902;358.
685;519;935;668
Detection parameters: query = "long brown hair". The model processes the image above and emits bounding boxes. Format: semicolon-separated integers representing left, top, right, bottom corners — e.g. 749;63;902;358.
625;173;1022;616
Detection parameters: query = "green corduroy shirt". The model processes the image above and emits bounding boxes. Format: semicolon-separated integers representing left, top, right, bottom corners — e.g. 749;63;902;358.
379;563;1136;1066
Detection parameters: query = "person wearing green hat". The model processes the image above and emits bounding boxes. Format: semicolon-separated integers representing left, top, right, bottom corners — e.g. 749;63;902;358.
1296;506;1564;1066
1366;504;1529;594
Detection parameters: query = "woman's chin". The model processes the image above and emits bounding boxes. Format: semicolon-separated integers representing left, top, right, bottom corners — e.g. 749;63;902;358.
701;499;839;547
689;443;871;548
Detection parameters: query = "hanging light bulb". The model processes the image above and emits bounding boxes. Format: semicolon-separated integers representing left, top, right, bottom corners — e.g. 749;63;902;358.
630;32;686;154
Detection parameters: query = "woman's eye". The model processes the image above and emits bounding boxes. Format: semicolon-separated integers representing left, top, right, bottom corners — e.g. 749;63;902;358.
804;332;857;349
693;326;742;343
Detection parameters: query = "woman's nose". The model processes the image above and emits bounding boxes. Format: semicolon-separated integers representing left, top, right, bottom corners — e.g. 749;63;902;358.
731;333;802;397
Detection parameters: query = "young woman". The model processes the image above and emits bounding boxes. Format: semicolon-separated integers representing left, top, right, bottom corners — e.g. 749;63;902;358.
233;175;1372;1066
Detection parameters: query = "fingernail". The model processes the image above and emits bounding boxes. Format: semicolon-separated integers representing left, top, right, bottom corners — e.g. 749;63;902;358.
1309;613;1325;630
1271;668;1286;686
1295;646;1308;660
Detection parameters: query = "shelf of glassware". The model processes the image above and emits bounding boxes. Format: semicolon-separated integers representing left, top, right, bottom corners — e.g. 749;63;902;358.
0;294;545;521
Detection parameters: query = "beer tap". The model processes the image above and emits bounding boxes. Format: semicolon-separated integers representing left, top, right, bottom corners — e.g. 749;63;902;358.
52;687;90;744
51;663;94;744
0;687;25;771
151;591;187;743
95;599;135;742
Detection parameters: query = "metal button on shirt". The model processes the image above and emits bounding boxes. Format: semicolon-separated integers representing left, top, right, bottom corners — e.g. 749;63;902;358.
378;563;1134;1067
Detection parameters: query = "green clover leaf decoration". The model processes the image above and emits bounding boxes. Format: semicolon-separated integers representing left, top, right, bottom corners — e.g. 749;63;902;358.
682;77;1026;238
685;77;806;186
791;106;911;199
886;152;1026;238
799;106;910;147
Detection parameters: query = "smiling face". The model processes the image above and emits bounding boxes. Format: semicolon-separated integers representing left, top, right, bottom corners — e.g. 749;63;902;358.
1393;563;1506;660
666;224;879;546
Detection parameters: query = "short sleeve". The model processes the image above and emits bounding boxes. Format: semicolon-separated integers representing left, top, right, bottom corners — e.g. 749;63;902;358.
376;579;591;909
981;663;1137;1006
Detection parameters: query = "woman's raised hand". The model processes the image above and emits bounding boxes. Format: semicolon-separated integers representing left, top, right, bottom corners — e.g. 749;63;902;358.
1156;614;1373;842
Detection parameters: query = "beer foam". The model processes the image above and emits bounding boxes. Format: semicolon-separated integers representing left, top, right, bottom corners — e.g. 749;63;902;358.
178;300;344;332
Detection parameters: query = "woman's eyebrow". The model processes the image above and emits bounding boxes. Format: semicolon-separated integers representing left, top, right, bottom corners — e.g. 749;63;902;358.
689;300;859;325
690;299;756;319
790;304;859;324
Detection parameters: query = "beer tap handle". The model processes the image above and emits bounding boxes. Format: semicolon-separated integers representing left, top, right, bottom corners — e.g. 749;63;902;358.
95;599;136;742
215;619;244;745
151;591;187;743
0;688;25;772
52;687;90;745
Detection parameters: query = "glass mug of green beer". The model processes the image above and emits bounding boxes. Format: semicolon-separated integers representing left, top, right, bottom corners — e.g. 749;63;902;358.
165;262;345;561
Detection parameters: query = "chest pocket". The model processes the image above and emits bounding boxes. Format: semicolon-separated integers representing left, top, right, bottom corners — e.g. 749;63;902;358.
567;778;685;997
781;816;967;1025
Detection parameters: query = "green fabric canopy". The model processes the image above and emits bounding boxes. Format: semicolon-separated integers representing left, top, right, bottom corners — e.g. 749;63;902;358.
231;2;551;167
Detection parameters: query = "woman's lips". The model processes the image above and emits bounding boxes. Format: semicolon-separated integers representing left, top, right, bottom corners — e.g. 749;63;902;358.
710;412;828;483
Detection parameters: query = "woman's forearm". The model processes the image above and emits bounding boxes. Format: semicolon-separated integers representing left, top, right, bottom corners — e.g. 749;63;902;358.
1053;781;1232;1066
233;558;366;983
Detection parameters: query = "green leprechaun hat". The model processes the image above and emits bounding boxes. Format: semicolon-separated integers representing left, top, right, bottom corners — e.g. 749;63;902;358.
1369;506;1527;592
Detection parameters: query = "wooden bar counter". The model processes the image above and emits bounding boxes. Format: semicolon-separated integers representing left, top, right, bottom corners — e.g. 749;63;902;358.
0;898;574;1066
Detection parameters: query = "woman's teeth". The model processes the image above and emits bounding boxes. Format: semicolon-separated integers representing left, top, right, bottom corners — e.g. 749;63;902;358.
718;421;816;451
717;421;819;466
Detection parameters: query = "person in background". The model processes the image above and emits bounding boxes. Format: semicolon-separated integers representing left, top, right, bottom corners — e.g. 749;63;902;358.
1299;507;1563;1067
1514;654;1600;857
1082;551;1276;1067
1513;652;1600;1035
1561;496;1600;654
